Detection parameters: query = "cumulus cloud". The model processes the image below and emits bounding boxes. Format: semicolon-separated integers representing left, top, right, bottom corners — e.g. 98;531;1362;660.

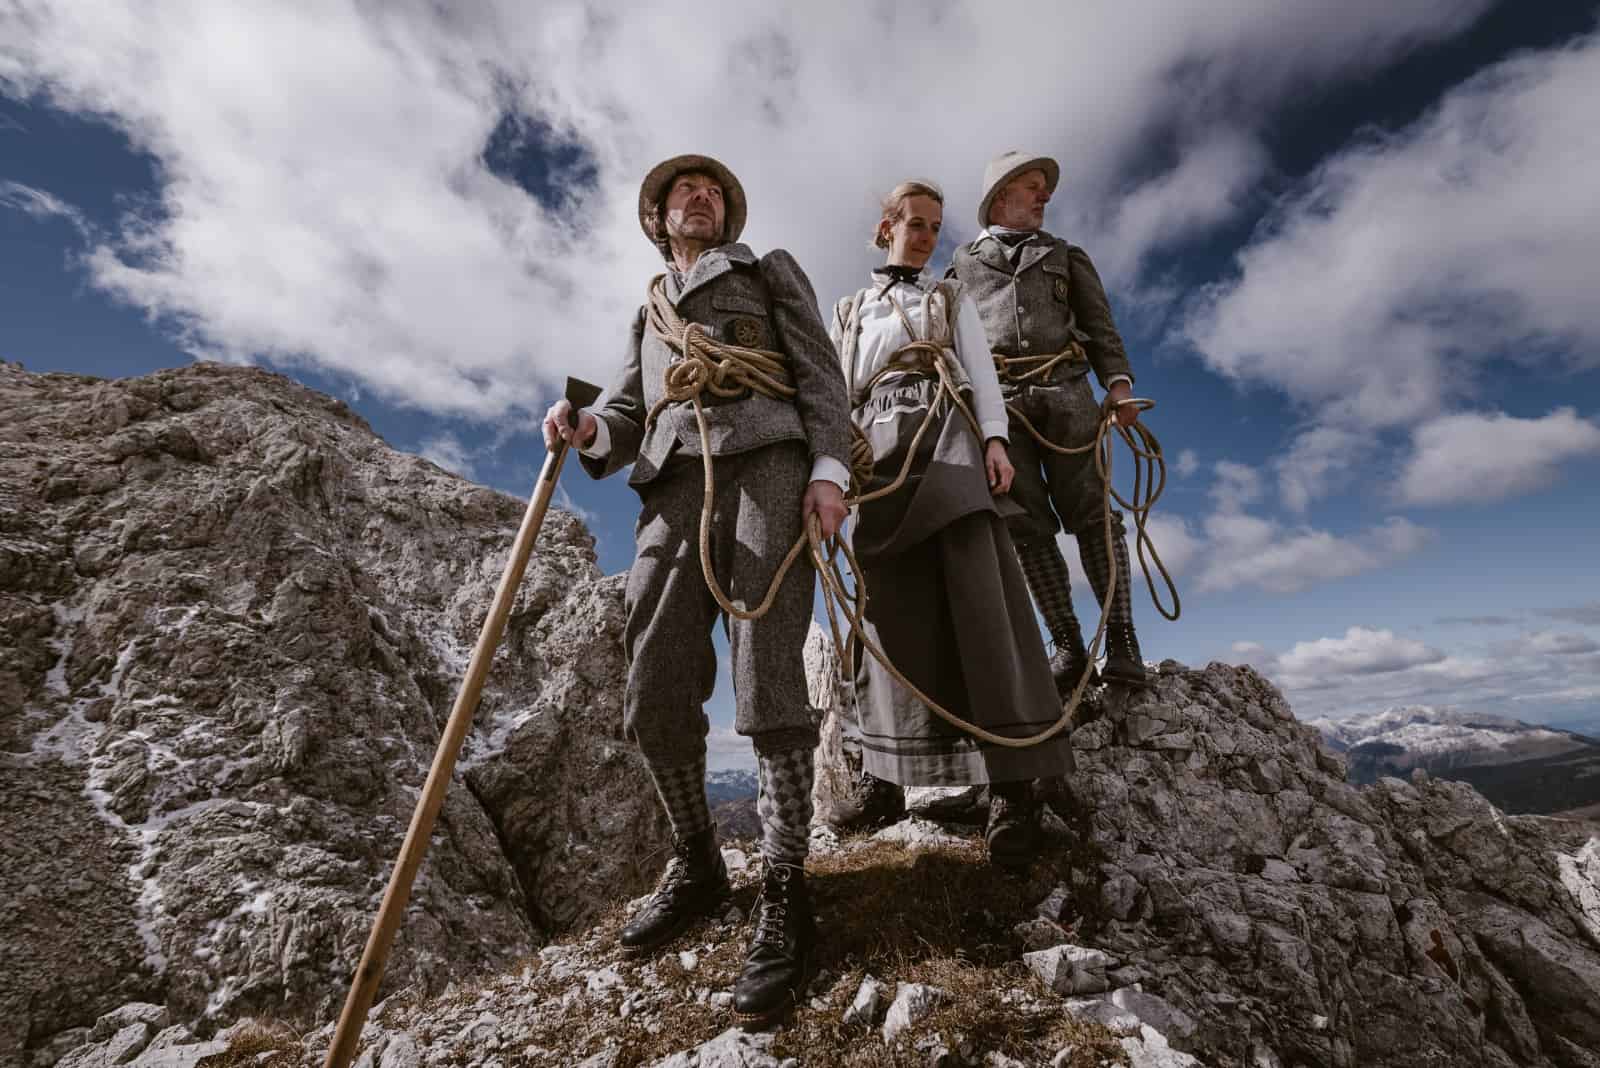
1194;513;1431;594
705;726;756;772
1264;626;1445;690
1174;449;1200;479
1497;631;1600;657
1239;622;1600;721
1185;30;1600;433
1209;460;1264;513
0;0;1493;418
1395;407;1600;506
1275;425;1366;514
1436;614;1518;626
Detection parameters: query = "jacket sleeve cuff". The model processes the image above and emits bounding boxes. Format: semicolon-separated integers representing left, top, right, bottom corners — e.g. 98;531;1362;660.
578;411;611;458
980;419;1010;443
809;455;851;493
1105;373;1133;390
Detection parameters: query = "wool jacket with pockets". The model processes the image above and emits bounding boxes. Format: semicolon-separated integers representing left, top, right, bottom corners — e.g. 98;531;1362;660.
580;242;852;489
947;232;1133;392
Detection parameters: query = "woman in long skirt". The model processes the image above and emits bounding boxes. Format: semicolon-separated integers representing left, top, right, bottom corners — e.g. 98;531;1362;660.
826;179;1072;869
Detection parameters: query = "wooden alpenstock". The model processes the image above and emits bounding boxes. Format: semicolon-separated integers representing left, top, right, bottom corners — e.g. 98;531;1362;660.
323;377;603;1068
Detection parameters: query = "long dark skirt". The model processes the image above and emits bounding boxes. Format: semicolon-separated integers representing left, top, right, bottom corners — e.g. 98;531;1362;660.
847;374;1073;787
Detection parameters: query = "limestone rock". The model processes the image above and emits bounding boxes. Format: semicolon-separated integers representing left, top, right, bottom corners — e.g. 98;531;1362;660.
0;362;662;1062
881;983;946;1045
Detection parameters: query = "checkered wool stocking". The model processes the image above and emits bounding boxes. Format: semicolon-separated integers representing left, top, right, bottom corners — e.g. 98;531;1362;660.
1015;538;1083;647
756;747;815;867
648;755;712;840
1077;512;1134;630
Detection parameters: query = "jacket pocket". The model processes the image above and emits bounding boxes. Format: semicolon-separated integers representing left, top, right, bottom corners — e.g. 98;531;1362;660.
713;293;772;349
711;293;769;316
1041;263;1072;304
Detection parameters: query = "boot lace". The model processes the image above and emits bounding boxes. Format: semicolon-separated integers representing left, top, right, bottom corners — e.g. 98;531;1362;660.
749;865;792;948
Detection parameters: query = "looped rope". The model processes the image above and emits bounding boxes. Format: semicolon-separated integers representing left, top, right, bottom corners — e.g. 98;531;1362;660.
646;273;1180;748
993;340;1086;386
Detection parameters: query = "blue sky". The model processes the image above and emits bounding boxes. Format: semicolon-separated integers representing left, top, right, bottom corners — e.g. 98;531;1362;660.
4;1;1598;768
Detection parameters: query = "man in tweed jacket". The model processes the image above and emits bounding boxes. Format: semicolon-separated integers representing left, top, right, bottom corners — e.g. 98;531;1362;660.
949;151;1151;689
543;154;849;1029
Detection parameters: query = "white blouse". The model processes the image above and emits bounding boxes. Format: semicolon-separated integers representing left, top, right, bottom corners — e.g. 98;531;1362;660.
834;270;1010;443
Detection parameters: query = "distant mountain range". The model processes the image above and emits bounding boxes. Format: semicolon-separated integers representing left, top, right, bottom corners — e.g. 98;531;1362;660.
704;769;760;839
705;768;758;804
1311;706;1600;816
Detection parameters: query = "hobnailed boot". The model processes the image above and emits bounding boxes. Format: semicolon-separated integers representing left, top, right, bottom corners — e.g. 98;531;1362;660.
733;861;816;1029
1102;620;1148;688
619;826;730;954
1048;614;1100;699
826;748;905;831
985;780;1040;872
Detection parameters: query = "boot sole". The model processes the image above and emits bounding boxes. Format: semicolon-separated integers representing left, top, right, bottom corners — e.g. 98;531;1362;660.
733;953;815;1032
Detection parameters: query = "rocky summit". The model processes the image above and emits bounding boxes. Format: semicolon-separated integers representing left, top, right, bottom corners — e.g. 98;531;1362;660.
4;361;1600;1067
0;361;671;1065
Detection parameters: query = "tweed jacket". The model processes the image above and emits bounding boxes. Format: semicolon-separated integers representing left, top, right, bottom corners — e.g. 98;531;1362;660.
947;232;1132;392
580;242;852;488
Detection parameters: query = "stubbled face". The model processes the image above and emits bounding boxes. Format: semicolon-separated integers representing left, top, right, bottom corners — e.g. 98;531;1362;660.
989;168;1050;230
883;194;943;270
663;172;726;244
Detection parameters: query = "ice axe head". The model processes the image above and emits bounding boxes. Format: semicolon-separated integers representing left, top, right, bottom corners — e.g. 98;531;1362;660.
565;376;603;429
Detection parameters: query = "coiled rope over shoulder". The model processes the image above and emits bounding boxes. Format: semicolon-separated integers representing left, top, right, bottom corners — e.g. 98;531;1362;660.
646;275;1179;748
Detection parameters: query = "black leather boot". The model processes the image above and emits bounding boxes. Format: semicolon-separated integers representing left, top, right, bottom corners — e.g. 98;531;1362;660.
733;862;816;1029
1102;621;1147;687
619;826;730;954
1048;615;1100;698
826;749;905;831
985;780;1040;872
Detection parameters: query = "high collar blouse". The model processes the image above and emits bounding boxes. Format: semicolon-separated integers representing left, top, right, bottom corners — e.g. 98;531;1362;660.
832;269;1010;443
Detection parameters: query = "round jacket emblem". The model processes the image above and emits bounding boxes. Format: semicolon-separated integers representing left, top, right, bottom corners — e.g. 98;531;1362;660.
1052;277;1070;303
732;317;764;347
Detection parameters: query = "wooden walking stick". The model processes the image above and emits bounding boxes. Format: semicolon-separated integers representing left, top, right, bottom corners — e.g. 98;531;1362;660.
322;376;604;1068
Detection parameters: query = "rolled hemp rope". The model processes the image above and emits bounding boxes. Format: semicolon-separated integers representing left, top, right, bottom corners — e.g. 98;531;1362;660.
643;276;1180;748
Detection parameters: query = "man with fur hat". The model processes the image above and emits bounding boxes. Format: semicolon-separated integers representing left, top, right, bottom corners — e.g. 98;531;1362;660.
948;151;1150;691
543;154;850;1028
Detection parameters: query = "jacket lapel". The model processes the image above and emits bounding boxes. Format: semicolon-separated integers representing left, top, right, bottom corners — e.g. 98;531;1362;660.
968;237;1014;277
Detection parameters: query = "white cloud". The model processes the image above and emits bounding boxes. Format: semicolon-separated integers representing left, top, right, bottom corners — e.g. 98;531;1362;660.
417;433;478;481
1185;31;1600;431
1195;513;1431;594
1236;623;1600;721
0;179;88;234
705;726;756;772
1498;631;1600;658
1068;503;1429;597
1209;460;1263;513
1275;425;1365;513
1396;407;1600;506
1268;626;1444;690
1174;449;1200;479
0;0;1494;419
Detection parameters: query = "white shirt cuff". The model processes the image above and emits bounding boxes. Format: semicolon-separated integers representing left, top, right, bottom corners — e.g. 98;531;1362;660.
577;410;610;458
1106;374;1132;390
809;455;851;493
980;419;1010;443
